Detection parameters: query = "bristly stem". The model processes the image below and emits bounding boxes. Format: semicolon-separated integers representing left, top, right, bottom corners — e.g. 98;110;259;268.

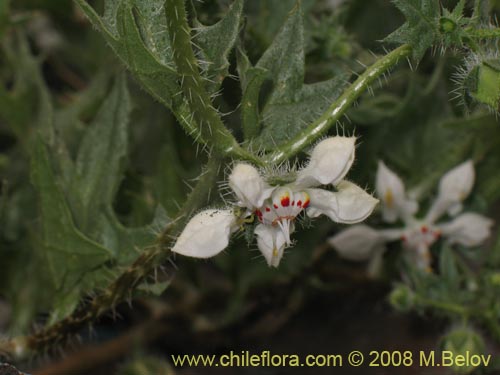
262;44;413;165
164;0;263;166
465;27;500;39
2;157;222;358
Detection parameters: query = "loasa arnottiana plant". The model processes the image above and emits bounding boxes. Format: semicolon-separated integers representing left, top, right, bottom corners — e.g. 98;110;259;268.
329;160;493;273
172;136;378;267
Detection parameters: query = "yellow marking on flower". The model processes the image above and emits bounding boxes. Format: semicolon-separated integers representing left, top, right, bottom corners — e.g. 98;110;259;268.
273;247;279;257
385;189;394;208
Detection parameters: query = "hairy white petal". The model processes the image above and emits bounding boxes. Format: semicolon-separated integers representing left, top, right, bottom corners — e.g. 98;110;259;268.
376;161;417;223
307;181;378;223
328;225;383;261
426;160;475;222
229;163;272;209
172;209;236;258
255;224;288;267
439;213;493;247
296;136;356;188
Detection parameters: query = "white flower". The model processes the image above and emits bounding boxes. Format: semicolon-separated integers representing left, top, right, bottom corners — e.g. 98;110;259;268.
172;136;378;267
245;136;377;267
329;160;493;272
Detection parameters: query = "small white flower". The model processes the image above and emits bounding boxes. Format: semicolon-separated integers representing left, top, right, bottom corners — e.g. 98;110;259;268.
329;160;493;273
172;136;378;267
248;137;377;267
172;209;237;258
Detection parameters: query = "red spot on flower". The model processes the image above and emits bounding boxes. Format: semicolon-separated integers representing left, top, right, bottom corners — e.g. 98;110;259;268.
255;209;262;218
291;200;295;206
401;235;407;242
303;199;310;208
281;196;290;207
421;226;428;234
297;200;302;207
273;204;279;209
265;207;271;212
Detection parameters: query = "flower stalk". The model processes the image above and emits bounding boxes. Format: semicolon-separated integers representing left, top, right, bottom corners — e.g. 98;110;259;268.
263;44;413;165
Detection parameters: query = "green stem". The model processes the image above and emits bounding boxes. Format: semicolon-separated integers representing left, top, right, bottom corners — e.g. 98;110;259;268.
4;157;222;358
465;27;500;38
174;102;264;166
417;296;470;317
164;0;263;166
262;44;412;165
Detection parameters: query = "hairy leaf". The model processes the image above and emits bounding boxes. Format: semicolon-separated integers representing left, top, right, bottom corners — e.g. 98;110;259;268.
75;0;180;110
31;138;113;292
240;3;348;147
69;74;130;234
384;0;440;61
194;0;244;93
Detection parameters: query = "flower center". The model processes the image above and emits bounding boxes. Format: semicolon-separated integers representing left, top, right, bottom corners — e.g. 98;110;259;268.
254;188;310;245
401;224;441;249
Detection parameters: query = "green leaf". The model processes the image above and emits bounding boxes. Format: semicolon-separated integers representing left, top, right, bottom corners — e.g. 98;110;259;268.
65;74;170;264
0;0;9;39
194;0;244;93
75;0;180;110
0;32;54;144
384;0;440;61
256;3;305;104
245;0;316;54
69;74;130;235
30;138;113;292
239;64;267;139
439;246;460;291
240;2;347;147
96;207;168;265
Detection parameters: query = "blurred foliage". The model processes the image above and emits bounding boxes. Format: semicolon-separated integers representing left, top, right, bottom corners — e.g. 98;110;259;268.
0;0;500;373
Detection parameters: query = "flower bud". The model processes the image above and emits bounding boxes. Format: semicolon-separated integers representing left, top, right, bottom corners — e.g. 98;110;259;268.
389;284;415;312
463;57;500;111
440;327;486;374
